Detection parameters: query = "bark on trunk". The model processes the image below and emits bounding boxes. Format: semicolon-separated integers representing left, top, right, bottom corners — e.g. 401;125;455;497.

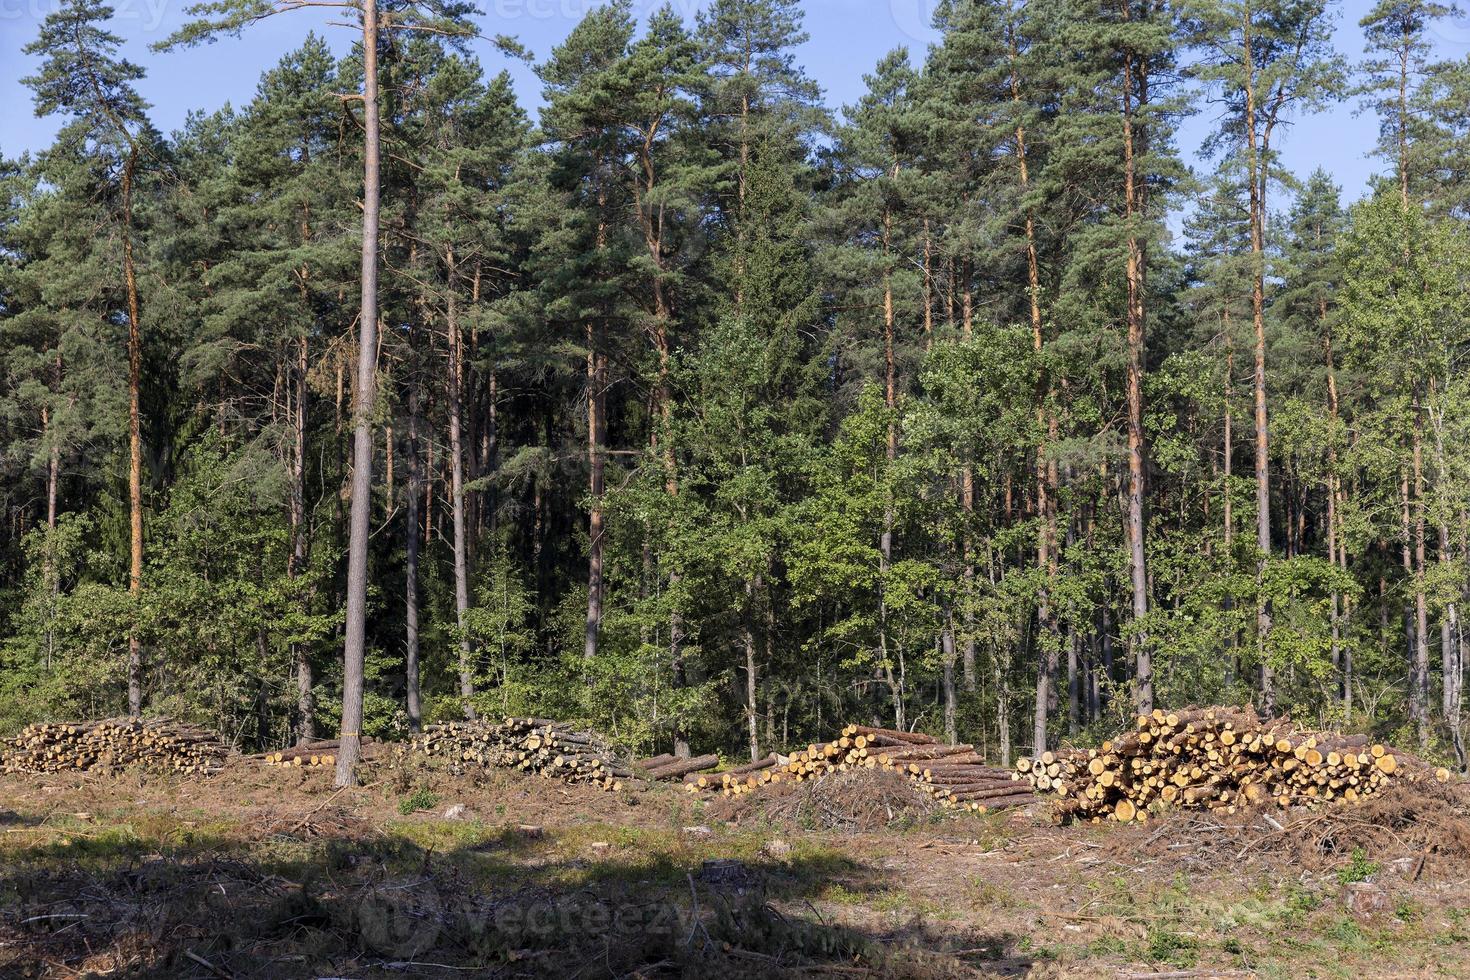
446;248;477;719
335;0;380;789
960;261;977;693
744;578;759;762
1242;31;1275;714
43;387;58;670
1323;298;1349;717
290;336;315;743
879;202;900;732
404;378;423;733
1412;402;1430;749
583;187;608;665
1401;466;1426;743
1122;37;1152;712
121;145;145;719
1009;23;1057;753
942;607;957;745
584;326;606;662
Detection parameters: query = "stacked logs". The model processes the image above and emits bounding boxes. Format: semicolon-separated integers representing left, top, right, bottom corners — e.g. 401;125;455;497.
1015;706;1454;823
684;725;1034;813
255;738;373;768
2;718;229;775
635;753;719;781
409;718;633;791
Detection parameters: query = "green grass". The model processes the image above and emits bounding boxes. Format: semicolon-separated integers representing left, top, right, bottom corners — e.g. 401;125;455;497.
397;787;441;814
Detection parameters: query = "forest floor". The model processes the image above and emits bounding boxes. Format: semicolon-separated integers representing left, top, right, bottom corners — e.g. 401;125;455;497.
1;752;1469;979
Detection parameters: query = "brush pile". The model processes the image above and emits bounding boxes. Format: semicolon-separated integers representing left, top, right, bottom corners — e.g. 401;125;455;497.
409;717;634;790
1016;706;1454;823
1;717;230;775
685;724;1034;813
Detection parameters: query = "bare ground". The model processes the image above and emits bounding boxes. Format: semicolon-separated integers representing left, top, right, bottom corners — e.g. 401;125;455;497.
1;754;1468;979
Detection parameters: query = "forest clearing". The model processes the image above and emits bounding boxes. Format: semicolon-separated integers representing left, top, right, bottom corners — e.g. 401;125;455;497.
1;707;1469;978
10;0;1470;973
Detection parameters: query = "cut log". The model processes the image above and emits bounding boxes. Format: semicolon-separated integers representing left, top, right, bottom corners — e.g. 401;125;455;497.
644;754;719;780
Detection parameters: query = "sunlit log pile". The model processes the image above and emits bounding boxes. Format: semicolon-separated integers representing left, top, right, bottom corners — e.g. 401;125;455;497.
2;718;230;775
409;717;634;790
254;737;377;768
684;724;1035;813
634;752;719;781
1015;706;1454;823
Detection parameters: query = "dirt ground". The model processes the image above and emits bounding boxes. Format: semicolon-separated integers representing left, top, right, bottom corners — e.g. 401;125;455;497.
1;753;1469;979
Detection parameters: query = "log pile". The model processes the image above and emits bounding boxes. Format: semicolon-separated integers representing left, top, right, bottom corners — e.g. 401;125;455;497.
1015;706;1454;823
636;752;719;781
2;718;229;775
686;725;1035;813
409;717;633;791
254;738;375;768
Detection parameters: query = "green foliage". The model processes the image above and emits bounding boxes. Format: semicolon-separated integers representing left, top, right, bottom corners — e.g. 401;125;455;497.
4;0;1470;768
1337;847;1382;884
398;787;440;815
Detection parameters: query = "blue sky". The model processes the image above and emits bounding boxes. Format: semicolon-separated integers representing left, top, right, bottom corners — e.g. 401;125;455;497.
4;0;1470;215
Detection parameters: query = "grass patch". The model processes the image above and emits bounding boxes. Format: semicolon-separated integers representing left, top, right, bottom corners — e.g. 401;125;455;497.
398;787;441;815
1145;926;1199;967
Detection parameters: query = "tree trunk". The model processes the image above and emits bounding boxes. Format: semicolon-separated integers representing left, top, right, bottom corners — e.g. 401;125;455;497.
880;205;900;731
43;388;58;670
404;378;423;733
1400;466;1427;743
583;325;606;662
1009;25;1057;753
634;129;687;735
1323;300;1348;717
744;578;759;762
484;364;498;534
994;647;1011;768
584;183;608;665
121;144;145;719
1243;34;1275;715
335;0;380;789
942;606;957;745
1412;402;1430;750
1122;41;1152;713
290;335;315;743
446;248;477;719
45;401;57;531
960;260;977;693
1441;524;1464;767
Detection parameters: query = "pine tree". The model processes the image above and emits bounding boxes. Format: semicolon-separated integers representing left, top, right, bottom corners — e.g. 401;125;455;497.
1360;0;1459;207
695;0;823;243
176;37;356;743
24;0;155;717
398;41;529;719
827;47;926;729
1185;0;1345;712
1279;170;1351;713
534;0;639;669
161;0;485;786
